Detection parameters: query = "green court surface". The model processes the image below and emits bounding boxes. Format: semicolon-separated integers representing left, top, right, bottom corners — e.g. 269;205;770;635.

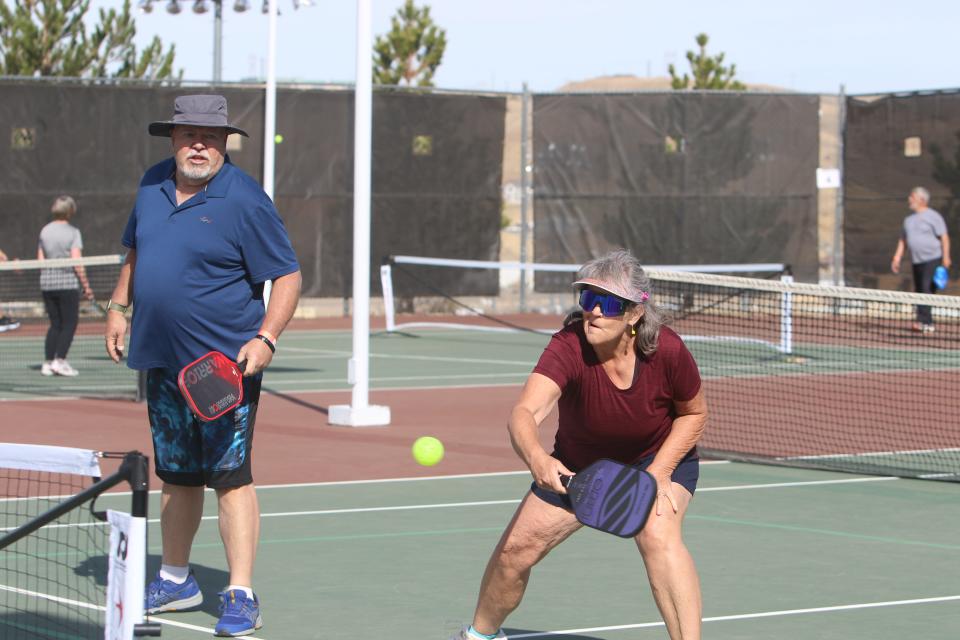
242;326;960;389
96;461;959;639
2;326;958;400
4;326;959;638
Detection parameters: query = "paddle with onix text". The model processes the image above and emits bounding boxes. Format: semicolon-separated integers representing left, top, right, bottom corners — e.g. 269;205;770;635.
560;458;657;538
177;351;245;421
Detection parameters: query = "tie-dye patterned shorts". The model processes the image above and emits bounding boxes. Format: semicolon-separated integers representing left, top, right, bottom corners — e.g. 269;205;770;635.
146;368;262;488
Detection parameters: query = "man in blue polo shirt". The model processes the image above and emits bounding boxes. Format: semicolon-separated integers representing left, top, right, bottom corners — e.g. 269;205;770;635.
104;95;301;637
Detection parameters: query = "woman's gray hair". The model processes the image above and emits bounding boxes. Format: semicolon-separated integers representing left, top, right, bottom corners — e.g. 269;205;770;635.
911;186;930;203
576;249;667;358
50;195;77;220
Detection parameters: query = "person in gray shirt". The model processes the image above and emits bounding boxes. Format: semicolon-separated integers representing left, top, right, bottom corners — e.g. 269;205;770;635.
891;186;952;332
37;195;94;376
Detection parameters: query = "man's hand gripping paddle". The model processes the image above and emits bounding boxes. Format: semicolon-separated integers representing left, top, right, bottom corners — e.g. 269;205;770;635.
177;351;245;421
560;459;657;538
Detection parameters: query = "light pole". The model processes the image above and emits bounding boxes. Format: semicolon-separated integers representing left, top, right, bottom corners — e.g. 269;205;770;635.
137;0;311;84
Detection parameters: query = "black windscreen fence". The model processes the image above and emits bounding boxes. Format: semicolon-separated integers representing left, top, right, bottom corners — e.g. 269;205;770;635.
844;90;960;290
0;81;507;298
0;83;263;260
531;93;820;290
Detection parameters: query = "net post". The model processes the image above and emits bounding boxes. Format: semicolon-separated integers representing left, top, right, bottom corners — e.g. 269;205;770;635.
779;270;793;354
380;262;396;332
125;451;149;519
328;0;391;428
120;451;162;637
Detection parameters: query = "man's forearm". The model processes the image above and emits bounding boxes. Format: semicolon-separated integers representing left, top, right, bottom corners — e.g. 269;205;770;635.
260;270;302;339
110;250;137;305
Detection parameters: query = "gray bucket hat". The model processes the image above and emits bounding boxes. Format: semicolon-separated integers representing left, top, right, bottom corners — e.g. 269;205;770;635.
148;94;249;138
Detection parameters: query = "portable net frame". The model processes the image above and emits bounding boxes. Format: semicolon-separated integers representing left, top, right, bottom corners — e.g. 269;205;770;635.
0;255;142;400
381;256;960;481
0;444;159;639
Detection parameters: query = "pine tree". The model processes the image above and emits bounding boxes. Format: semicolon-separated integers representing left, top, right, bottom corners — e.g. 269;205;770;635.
668;33;745;91
0;0;179;80
372;0;447;87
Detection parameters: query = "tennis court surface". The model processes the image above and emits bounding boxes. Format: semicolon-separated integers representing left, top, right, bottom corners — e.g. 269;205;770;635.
5;459;958;639
2;292;959;638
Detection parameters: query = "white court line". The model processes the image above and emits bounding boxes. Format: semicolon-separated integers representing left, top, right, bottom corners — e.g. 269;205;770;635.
0;582;103;613
696;475;897;492
0;583;266;639
165;474;903;525
1;466;729;503
149;616;269;638
262;381;528;393
267;372;529;383
0;474;899;532
277;348;538;367
506;594;960;637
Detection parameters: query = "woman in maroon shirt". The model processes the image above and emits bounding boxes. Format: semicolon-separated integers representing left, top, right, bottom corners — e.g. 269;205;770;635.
453;250;708;640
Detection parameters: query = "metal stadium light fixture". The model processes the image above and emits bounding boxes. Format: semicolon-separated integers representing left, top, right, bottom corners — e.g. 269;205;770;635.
146;0;309;83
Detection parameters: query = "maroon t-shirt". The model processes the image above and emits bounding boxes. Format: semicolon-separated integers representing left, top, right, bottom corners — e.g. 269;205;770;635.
533;323;702;471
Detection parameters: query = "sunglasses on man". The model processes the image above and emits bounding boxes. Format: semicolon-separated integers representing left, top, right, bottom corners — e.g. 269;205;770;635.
578;289;631;317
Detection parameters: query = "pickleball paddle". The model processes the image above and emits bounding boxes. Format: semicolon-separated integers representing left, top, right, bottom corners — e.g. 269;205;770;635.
560;458;657;538
177;351;245;421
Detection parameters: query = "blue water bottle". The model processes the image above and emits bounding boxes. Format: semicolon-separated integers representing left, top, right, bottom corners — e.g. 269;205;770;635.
933;265;949;290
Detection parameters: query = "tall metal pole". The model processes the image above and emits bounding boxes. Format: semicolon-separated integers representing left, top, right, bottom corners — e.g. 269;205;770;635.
259;0;278;311
263;0;277;199
833;84;846;286
328;0;390;427
519;83;531;311
213;0;223;83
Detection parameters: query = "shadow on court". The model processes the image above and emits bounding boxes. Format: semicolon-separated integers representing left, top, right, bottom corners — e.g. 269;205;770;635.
0;612;103;639
505;630;606;640
262;386;329;414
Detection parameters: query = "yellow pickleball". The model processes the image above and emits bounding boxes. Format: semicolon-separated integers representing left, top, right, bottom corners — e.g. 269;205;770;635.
412;436;444;466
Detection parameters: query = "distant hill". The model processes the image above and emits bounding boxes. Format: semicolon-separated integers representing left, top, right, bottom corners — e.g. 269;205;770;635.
556;74;790;93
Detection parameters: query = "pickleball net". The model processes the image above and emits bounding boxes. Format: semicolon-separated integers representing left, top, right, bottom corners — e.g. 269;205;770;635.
0;255;143;400
381;255;960;481
0;444;159;639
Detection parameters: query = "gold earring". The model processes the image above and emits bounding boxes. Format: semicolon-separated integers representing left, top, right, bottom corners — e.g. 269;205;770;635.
630;325;637;336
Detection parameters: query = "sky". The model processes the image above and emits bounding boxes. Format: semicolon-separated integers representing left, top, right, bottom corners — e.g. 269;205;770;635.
92;0;959;95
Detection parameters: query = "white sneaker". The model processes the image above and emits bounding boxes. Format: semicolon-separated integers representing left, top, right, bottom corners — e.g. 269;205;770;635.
450;626;507;640
40;362;54;376
51;359;79;377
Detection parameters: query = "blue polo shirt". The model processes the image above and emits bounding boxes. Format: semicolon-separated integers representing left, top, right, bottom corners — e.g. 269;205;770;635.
121;157;299;371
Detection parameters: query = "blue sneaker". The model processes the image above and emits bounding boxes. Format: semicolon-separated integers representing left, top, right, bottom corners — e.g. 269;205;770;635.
215;589;263;637
144;570;203;614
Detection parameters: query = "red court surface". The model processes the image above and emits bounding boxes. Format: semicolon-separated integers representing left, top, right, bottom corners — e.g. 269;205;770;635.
0;385;555;488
